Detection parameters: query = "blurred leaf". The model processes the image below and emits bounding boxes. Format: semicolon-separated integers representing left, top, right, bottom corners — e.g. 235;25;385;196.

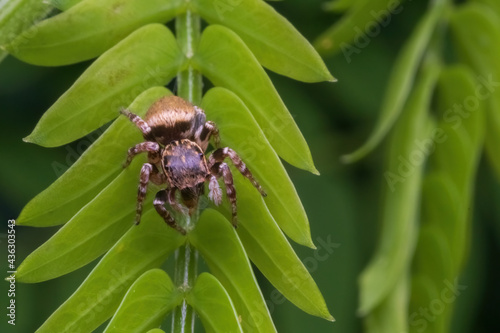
189;209;277;333
49;0;87;11
470;0;500;14
192;0;334;83
103;269;183;333
201;87;313;247
8;0;185;66
408;66;484;333
23;24;184;147
187;273;244;333
194;25;317;174
342;3;443;163
365;272;409;333
314;0;404;55
358;59;440;315
323;0;363;13
450;3;500;180
225;171;333;320
16;157;151;283
36;210;185;333
146;330;165;333
17;87;172;227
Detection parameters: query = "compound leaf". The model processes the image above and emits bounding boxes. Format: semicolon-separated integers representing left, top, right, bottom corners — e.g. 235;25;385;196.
219;171;333;320
35;210;185;333
17;157;151;283
358;59;439;315
194;25;317;174
342;3;443;163
192;0;333;82
8;0;186;66
201;87;313;247
17;87;172;227
24;24;184;147
103;269;183;333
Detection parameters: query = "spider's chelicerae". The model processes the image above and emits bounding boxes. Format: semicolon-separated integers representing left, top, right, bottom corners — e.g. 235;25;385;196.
121;95;266;235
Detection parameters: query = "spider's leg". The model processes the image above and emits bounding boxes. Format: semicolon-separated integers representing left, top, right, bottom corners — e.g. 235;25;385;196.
167;188;186;214
203;121;220;148
211;162;238;227
124;142;160;168
154;189;187;235
209;147;267;197
135;163;153;225
120;109;151;137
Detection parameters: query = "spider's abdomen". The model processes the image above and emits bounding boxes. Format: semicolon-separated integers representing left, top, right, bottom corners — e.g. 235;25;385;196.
162;139;208;189
144;96;205;145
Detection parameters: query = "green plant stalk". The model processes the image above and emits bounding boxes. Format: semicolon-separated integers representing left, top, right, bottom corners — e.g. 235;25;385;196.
171;10;202;333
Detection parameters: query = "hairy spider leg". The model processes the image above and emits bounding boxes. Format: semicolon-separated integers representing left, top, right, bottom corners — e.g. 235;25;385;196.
136;163;154;225
203;121;221;148
154;190;187;235
210;162;238;227
120;109;152;137
208;147;267;197
124;142;160;168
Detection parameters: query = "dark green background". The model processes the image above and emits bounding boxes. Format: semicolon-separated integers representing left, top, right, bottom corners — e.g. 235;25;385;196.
1;0;498;332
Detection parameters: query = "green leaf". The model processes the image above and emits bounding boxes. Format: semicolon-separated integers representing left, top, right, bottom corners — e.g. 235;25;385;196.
36;210;185;333
189;209;277;333
341;3;443;163
192;0;333;82
407;67;484;331
470;0;500;14
17;87;172;227
0;0;52;50
103;269;183;333
49;0;85;11
194;25;317;174
221;171;333;320
16;157;152;283
358;59;440;315
187;273;244;333
314;0;403;55
8;0;185;66
24;23;184;147
449;3;500;180
201;87;313;247
146;330;165;333
365;272;409;333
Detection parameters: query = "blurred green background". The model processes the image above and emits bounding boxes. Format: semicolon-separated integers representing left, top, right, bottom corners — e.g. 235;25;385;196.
1;0;499;332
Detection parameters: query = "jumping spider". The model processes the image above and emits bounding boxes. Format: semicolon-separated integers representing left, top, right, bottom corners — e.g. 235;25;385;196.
121;95;267;235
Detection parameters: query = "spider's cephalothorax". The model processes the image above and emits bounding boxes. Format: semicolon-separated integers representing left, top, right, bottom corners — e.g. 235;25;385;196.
121;95;267;235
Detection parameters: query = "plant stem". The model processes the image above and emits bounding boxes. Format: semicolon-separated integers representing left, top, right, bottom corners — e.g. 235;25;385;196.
172;10;202;333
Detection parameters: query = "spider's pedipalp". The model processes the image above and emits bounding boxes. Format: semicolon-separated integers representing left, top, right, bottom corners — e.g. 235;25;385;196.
167;188;187;214
209;147;267;197
207;174;222;206
135;163;153;225
124;141;160;168
120;109;152;138
154;190;187;235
